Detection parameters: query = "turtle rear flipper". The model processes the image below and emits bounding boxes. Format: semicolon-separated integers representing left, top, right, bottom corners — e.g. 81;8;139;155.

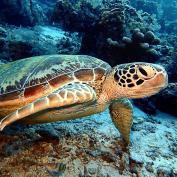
109;98;133;144
0;83;97;130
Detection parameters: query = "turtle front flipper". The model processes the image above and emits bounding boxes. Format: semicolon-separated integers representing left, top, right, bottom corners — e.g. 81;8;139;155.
109;98;133;144
0;83;97;130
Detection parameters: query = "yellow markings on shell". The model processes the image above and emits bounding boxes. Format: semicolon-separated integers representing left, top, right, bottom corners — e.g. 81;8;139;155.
56;93;63;101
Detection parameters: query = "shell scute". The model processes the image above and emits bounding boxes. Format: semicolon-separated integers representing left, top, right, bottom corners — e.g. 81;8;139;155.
0;90;21;101
74;69;94;81
0;55;111;103
48;74;73;88
24;84;48;98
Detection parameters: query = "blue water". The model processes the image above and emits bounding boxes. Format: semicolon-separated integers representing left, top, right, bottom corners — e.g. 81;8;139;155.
0;0;176;176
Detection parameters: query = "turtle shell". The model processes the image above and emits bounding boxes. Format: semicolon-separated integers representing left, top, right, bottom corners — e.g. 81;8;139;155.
0;55;111;105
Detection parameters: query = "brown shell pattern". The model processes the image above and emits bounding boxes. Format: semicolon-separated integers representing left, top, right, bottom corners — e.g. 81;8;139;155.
0;55;111;102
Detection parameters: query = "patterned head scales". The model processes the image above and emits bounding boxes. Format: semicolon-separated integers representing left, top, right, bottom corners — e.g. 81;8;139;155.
113;62;166;89
114;62;167;94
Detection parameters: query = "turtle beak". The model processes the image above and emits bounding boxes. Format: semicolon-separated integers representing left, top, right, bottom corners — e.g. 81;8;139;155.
152;64;168;89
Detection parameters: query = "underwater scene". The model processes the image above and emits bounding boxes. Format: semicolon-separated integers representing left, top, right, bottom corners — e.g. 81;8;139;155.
0;0;176;176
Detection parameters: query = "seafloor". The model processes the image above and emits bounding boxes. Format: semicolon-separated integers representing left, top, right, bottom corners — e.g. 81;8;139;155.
0;107;176;177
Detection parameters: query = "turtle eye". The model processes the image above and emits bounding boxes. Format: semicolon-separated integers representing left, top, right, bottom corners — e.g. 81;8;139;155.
137;65;156;79
139;66;148;77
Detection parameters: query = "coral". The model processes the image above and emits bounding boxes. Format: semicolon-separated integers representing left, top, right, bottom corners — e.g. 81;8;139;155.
104;29;161;65
151;50;177;116
52;0;101;32
98;0;127;39
80;0;161;65
51;0;161;65
127;11;160;33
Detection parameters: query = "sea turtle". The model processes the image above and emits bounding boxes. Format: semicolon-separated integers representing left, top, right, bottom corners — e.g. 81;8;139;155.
0;55;168;143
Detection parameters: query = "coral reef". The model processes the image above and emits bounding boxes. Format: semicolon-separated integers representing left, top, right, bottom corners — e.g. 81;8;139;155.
0;26;82;61
81;0;161;65
52;0;161;65
52;0;101;32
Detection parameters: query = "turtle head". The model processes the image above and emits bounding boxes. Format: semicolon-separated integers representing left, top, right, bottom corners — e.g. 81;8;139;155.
105;62;168;99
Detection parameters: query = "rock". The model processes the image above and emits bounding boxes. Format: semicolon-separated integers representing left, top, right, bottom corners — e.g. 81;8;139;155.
0;0;47;26
145;149;160;160
35;129;59;140
8;40;33;60
169;141;177;156
85;149;102;157
52;0;101;32
133;116;145;125
1;26;82;61
97;166;120;177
